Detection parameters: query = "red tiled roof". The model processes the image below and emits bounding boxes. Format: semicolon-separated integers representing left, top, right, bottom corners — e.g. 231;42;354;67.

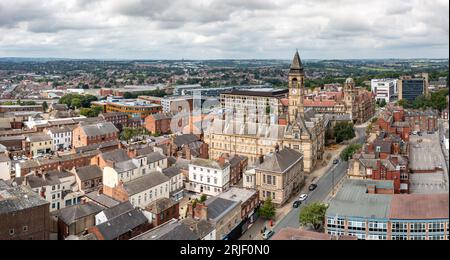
304;100;337;107
389;194;449;220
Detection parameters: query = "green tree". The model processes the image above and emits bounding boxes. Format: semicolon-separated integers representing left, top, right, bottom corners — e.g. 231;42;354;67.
71;98;82;109
340;144;363;161
299;203;328;231
259;197;276;220
378;99;387;108
80;106;103;117
199;194;208;203
42;101;48;112
333;122;356;143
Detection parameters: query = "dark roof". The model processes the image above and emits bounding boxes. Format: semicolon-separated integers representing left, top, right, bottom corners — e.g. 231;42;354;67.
100;149;131;163
55;202;104;225
84;192;120;208
162;166;181;179
205;197;239;220
101;201;134;220
96;208;148;240
146;152;167;163
74;140;119;153
135;146;154;156
173;134;200;147
75;165;102;181
124;172;170;196
257;148;303;173
150;113;173;121
181;218;214;238
290;50;304;74
0;180;49;214
131;219;199;240
222;88;288;98
146;197;178;214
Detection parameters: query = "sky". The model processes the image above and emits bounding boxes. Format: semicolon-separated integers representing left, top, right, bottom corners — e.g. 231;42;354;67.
0;0;448;60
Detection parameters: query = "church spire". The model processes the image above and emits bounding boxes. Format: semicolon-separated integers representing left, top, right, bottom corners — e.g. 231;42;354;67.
290;50;304;74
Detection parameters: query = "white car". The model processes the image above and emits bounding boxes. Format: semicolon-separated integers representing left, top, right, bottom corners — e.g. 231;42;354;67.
299;194;308;201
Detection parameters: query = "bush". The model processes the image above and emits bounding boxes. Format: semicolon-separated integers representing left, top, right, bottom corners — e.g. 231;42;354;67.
340;144;363;161
333;122;356;143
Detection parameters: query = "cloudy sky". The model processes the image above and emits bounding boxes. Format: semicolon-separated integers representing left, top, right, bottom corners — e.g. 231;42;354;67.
0;0;448;59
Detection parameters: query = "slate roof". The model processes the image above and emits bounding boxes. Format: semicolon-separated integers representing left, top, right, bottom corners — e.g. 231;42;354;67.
75;165;103;181
0;180;49;214
80;122;118;137
124;172;170;196
55;202;104;225
146;152;167;163
150;113;173;121
190;158;230;170
162;166;182;179
131;219;199;240
101;201;134;220
173;134;200;147
27;133;52;142
205;196;239;221
96;208;148;240
74;140;119;153
257;148;303;173
100;149;131;163
146;197;178;214
84;192;120;208
181;218;214;239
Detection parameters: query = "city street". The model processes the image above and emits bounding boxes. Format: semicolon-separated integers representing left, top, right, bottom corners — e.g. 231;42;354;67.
270;126;366;234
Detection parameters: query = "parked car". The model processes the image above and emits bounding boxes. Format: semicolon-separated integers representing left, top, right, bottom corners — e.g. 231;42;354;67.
308;184;318;191
262;230;275;240
299;194;308;201
293;200;302;208
333;159;339;164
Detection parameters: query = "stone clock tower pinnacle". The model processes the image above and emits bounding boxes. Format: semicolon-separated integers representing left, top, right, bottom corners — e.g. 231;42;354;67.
288;50;305;124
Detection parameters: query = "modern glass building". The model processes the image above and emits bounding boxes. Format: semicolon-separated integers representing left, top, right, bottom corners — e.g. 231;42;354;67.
326;179;449;240
399;78;425;102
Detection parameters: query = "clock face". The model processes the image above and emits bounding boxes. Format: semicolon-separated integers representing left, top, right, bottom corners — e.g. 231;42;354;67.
292;89;298;95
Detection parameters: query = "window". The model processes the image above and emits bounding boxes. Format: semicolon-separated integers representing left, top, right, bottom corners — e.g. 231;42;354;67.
368;221;387;232
428;222;445;233
23;226;28;232
410;223;426;233
348;220;366;231
9;229;14;236
327;217;345;229
391;222;408;233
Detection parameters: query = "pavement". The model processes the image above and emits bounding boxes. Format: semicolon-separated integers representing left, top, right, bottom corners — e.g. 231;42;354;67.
264;126;366;236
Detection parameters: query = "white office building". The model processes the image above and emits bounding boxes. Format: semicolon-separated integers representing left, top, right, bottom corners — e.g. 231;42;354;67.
187;158;230;196
371;79;397;103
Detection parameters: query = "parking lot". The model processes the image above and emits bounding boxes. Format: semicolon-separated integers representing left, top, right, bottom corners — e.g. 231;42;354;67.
409;131;449;194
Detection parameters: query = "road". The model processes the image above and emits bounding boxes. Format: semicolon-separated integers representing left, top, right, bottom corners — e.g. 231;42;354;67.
271;126;366;233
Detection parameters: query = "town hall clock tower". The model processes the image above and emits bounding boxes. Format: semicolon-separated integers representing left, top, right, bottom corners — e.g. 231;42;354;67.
288;50;305;125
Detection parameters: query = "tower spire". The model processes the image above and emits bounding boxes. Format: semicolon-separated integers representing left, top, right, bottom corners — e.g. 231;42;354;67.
290;50;304;74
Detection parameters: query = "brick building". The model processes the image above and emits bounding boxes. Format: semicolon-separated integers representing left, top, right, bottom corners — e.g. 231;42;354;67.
146;197;180;228
72;122;119;149
145;113;173;135
0;180;50;240
100;112;129;132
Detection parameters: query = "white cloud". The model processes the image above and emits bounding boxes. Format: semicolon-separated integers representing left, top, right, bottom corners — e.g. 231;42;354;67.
0;0;447;59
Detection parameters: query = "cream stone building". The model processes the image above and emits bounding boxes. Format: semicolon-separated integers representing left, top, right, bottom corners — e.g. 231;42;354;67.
255;147;304;205
204;51;326;173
